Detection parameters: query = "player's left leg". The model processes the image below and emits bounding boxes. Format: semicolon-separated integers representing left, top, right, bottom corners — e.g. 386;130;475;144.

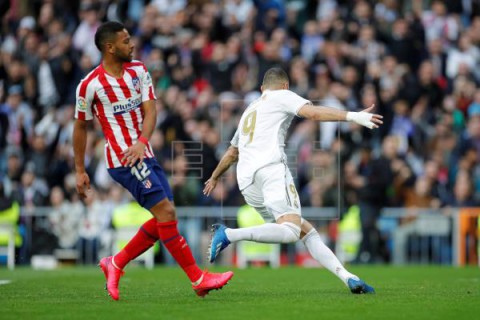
99;217;159;300
148;161;233;296
151;198;233;296
112;217;158;269
102;158;232;299
300;219;374;294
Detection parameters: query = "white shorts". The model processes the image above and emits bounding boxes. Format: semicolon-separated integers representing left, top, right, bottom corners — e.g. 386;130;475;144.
241;163;302;223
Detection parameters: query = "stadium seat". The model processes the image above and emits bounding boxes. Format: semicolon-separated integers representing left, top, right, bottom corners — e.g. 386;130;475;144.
111;202;157;269
236;205;280;268
0;202;22;270
393;213;451;264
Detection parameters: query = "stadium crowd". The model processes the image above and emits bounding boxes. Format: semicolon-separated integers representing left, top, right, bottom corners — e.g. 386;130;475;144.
1;0;480;264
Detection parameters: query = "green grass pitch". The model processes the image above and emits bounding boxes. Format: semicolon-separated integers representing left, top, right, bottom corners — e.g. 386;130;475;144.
0;265;479;320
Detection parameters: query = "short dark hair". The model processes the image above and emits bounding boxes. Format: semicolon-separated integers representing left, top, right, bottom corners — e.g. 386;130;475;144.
94;21;126;52
262;67;289;88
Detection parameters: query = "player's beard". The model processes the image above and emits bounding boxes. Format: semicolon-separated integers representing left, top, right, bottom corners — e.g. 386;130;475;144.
114;49;133;62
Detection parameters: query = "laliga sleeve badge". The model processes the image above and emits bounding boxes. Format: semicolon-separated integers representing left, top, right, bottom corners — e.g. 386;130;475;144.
77;97;87;111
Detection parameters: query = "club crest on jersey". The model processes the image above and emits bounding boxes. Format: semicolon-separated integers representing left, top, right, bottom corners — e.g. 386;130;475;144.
143;178;152;189
132;77;141;94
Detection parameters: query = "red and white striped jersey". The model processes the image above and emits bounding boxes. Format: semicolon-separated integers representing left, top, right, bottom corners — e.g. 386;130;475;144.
75;60;156;168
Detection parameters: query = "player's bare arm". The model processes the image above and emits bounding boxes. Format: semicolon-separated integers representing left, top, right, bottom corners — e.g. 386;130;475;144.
203;146;239;196
121;99;156;167
298;104;383;129
73;119;91;199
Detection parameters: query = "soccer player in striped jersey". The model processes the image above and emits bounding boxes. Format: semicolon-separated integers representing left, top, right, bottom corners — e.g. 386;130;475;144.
72;21;233;301
204;67;377;294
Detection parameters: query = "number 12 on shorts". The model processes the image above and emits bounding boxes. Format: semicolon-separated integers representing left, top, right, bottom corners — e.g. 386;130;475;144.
131;162;151;181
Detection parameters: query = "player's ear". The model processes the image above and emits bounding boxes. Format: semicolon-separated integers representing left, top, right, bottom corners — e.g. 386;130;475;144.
260;85;264;92
105;42;114;54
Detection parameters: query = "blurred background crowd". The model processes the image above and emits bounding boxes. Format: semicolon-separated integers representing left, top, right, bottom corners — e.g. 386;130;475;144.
1;0;480;265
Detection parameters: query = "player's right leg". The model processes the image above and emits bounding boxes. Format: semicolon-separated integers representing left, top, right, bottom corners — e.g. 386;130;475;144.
209;164;301;263
98;217;158;300
300;219;375;294
209;214;301;263
101;160;165;300
99;256;125;300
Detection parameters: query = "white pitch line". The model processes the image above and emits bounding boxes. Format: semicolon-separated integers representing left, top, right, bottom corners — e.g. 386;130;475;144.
0;280;12;285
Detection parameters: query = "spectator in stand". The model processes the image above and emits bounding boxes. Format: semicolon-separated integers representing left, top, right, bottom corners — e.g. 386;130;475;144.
72;3;102;65
1;150;22;203
151;0;187;17
300;21;323;64
446;33;480;81
385;18;422;72
36;42;60;112
289;57;309;97
16;161;48;215
404;176;441;210
446;170;477;207
77;187;104;265
426;38;448;80
222;0;254;32
0;86;33;151
355;136;395;264
206;43;238;93
421;0;459;47
0;100;8;171
48;186;82;253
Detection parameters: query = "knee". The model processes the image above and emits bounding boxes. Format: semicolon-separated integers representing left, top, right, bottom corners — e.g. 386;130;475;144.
160;206;176;222
151;201;177;222
281;222;301;242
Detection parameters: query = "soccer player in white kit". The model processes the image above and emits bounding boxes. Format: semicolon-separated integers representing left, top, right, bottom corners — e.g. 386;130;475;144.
204;67;382;294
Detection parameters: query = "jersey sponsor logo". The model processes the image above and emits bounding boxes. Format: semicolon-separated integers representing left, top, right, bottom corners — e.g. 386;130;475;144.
112;95;142;114
132;76;141;94
77;97;87;111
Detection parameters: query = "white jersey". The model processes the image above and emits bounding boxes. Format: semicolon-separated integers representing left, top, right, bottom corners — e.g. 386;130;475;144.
231;89;311;190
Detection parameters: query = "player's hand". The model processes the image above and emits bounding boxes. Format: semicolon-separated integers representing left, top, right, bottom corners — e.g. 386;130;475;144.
121;142;146;167
76;171;91;199
203;177;218;196
346;104;383;129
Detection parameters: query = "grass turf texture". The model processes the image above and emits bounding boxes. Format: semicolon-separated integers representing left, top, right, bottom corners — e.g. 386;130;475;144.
0;266;479;320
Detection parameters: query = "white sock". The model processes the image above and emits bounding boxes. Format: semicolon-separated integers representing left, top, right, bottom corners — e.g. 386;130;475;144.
302;229;358;286
225;222;300;243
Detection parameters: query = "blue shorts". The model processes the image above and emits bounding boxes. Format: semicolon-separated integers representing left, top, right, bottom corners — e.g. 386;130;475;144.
108;158;173;209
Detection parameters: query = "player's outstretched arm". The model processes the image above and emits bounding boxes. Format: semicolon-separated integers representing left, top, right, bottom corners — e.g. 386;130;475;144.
203;146;239;196
297;104;383;129
73;119;91;199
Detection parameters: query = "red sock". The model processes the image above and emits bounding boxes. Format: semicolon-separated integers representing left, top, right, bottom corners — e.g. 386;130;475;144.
113;218;158;269
157;221;203;282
